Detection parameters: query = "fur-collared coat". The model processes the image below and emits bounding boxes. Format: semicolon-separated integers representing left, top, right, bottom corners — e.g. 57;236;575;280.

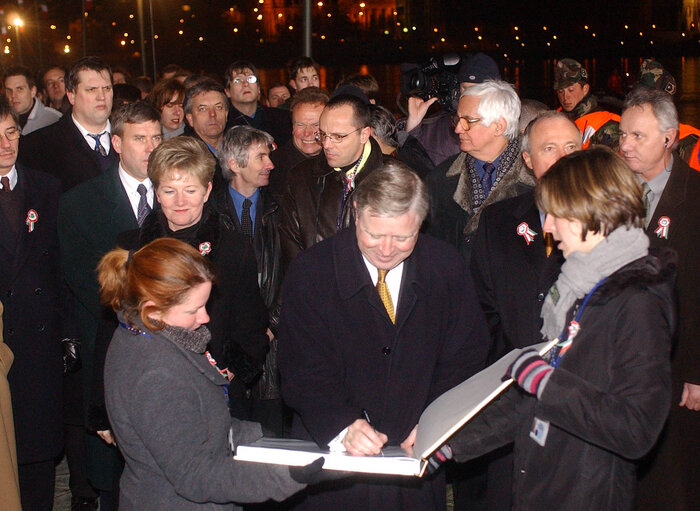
426;137;536;263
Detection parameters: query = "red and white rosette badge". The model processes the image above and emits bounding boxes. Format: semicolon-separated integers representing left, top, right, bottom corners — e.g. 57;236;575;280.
25;209;38;232
654;216;670;239
198;241;212;255
516;222;537;245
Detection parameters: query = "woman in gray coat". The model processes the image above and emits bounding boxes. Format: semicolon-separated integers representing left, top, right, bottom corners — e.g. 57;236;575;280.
98;238;321;510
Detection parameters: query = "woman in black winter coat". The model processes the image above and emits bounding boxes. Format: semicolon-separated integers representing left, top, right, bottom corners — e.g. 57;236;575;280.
89;137;269;442
435;147;675;511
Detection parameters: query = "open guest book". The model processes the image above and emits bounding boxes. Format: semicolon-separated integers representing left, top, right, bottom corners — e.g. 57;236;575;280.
234;340;555;476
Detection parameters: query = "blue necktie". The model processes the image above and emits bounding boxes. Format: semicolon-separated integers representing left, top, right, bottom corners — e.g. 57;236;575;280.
482;162;496;195
88;131;108;156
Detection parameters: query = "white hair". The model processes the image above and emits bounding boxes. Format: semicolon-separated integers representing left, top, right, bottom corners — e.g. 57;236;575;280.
462;80;521;141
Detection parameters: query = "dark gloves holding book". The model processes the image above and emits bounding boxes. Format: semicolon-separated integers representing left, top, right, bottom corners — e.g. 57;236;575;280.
288;457;351;485
505;349;554;399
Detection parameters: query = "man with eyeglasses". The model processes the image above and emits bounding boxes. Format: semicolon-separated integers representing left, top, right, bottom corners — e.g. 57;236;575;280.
224;60;291;147
426;79;534;264
19;56;117;193
0;95;77;511
279;89;393;268
268;87;329;199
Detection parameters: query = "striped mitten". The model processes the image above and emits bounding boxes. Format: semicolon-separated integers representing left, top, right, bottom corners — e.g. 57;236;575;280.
506;349;554;399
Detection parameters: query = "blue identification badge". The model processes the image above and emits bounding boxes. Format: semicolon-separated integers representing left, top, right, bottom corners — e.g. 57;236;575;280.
529;417;550;447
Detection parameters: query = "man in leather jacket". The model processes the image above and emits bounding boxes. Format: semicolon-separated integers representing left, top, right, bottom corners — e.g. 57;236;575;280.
278;91;393;269
215;125;285;436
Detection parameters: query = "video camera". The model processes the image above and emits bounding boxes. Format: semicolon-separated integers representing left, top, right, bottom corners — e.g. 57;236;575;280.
400;53;462;112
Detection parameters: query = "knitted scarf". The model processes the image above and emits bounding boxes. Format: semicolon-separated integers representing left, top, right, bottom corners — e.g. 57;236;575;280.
162;324;212;354
467;136;522;211
540;226;649;341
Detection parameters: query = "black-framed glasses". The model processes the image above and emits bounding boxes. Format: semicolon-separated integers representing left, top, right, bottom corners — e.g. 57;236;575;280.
0;128;20;142
231;75;258;86
451;114;482;130
314;127;362;144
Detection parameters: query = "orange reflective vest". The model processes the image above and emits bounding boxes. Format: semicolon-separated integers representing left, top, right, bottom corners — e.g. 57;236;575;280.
678;123;700;171
575;111;621;149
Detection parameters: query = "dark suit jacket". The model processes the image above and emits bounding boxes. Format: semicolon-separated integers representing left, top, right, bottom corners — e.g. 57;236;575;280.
226;103;292;147
278;227;490;510
644;158;700;388
268;139;310;200
58;166;137;489
0;165;73;463
470;190;564;361
635;158;700;511
18;114;118;192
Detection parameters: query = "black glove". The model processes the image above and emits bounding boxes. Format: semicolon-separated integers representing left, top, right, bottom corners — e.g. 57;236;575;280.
288;457;351;485
425;444;453;475
62;338;82;374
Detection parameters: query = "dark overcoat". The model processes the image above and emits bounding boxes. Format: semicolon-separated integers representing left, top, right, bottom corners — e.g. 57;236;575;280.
425;146;534;264
268;139;310;200
278;227;490;510
119;206;269;397
468;189;565;511
226;103;292;148
18;114;118;192
470;190;564;360
58;166;138;488
451;253;675;511
0;165;72;463
635;157;700;511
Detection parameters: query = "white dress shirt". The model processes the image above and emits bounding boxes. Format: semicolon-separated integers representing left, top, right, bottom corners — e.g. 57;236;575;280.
118;164;154;220
327;257;406;452
72;115;111;153
0;166;18;190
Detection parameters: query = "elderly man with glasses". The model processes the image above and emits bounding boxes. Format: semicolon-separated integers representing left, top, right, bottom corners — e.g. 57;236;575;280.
224;60;292;147
426;79;535;263
278;91;394;268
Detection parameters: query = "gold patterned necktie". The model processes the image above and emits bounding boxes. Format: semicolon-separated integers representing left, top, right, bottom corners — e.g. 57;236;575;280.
376;269;395;324
543;231;555;257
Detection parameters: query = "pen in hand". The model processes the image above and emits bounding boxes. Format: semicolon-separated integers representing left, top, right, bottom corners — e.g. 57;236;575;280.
361;408;384;456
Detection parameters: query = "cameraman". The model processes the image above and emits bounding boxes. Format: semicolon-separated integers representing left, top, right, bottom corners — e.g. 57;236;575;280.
400;53;501;166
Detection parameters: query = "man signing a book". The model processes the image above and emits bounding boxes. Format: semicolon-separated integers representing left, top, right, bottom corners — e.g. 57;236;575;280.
278;161;490;510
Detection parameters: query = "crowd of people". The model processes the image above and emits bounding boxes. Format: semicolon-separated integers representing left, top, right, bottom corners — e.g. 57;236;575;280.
0;51;697;511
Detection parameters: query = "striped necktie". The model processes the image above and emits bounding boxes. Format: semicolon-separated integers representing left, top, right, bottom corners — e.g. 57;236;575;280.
136;183;151;226
88;131;108;156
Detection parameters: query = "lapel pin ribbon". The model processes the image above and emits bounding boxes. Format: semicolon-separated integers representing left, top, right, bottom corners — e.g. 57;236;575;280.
654;216;670;239
198;241;212;255
25;209;38;232
516;222;537;245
